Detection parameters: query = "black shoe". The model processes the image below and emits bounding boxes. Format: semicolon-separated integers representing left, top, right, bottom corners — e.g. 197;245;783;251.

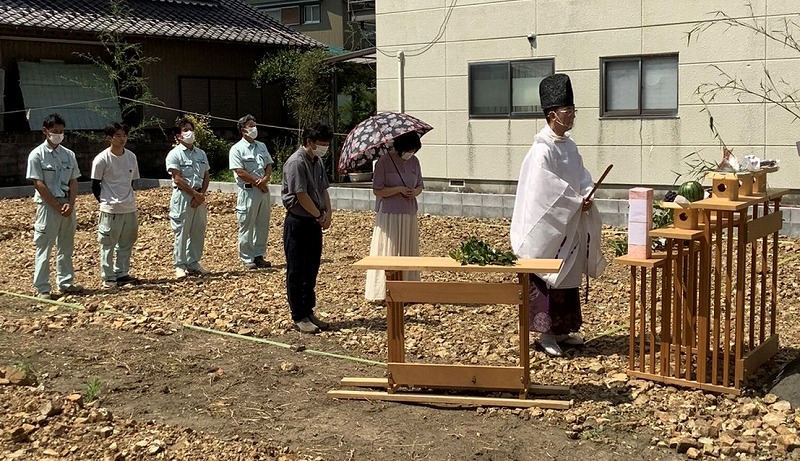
308;313;330;331
116;275;140;285
253;256;272;268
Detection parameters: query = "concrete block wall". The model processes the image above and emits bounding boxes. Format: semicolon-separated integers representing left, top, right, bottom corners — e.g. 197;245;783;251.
3;181;799;237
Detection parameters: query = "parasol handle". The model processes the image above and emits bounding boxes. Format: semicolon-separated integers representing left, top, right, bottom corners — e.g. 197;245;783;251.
586;164;613;200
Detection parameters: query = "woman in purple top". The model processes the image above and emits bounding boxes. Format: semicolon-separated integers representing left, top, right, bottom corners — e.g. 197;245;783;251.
365;132;424;301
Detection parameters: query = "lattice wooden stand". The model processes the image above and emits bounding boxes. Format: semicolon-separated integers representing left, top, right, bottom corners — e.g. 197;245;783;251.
616;184;787;394
327;256;571;408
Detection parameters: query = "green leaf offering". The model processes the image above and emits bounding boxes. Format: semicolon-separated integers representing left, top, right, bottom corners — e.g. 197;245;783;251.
449;237;518;266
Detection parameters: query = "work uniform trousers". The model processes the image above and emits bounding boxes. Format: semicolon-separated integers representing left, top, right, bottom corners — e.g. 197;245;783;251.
169;189;207;270
283;213;323;321
33;201;76;294
235;186;271;264
97;211;138;282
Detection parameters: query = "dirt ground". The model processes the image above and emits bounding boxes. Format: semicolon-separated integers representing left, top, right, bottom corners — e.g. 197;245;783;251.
2;188;800;460
1;295;679;461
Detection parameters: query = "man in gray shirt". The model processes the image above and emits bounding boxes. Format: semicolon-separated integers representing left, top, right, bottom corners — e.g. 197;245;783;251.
281;122;334;334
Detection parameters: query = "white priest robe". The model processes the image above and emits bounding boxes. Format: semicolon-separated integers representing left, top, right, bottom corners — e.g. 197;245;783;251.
510;124;607;289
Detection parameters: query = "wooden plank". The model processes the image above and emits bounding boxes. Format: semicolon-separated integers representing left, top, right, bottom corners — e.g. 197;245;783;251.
746;212;782;243
650;266;658;374
760;202;768;344
749;210;757;350
629;266;636;371
685;241;696;381
340;377;389;388
388;363;525;391
771;201;780;336
742;334;779;379
626;371;741;396
650;228;705;240
688;196;761;212
614;253;667;268
353;256;562;274
386;271;405;365
661;239;673;376
697;237;710;384
723;213;734;387
712;212;722;386
674;242;684;378
519;274;530;390
386;281;522;305
639;266;646;372
338;377;570;395
734;212;748;388
327;390;572;409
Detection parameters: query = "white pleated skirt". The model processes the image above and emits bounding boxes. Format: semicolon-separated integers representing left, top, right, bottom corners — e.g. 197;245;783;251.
364;212;420;301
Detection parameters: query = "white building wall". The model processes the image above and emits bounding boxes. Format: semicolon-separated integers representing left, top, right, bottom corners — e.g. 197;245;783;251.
376;0;800;194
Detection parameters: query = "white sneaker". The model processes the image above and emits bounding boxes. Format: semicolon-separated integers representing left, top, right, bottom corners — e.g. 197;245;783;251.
175;267;188;279
187;264;209;276
537;333;564;357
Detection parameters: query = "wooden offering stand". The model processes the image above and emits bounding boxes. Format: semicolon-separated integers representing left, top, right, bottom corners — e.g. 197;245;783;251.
327;256;572;408
616;170;786;394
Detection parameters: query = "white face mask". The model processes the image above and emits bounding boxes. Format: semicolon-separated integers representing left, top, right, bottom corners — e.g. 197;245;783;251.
181;131;195;145
315;145;329;158
246;126;258;139
48;132;64;145
551;110;575;131
400;151;415;161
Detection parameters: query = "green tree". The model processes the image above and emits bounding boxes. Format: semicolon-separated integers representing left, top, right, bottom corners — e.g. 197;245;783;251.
74;0;163;139
688;3;800;122
253;48;335;133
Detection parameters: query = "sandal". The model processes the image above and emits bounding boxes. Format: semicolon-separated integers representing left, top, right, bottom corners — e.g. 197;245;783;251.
535;334;564;357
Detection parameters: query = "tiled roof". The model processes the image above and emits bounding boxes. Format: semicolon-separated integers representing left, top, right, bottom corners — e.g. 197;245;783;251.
0;0;320;46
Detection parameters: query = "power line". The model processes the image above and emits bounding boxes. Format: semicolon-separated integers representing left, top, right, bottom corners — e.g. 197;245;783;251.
1;95;351;137
0;97;118;116
375;0;458;58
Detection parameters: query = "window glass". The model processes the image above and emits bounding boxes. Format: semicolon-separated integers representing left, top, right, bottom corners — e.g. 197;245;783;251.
262;9;281;22
282;6;300;25
468;59;553;118
304;4;321;24
511;61;551;114
470;64;509;116
602;55;678;117
606;60;639;111
642;56;678;111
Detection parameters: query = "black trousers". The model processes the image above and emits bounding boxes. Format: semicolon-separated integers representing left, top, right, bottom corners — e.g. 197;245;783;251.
283;213;323;321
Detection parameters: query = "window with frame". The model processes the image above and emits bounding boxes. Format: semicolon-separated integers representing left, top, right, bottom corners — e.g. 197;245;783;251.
179;77;264;127
281;6;301;25
303;4;321;24
601;55;678;117
262;8;281;22
468;59;554;118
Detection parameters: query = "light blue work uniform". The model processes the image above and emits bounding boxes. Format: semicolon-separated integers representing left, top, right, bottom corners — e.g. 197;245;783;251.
229;138;273;265
26;141;81;294
166;144;209;270
91;148;140;282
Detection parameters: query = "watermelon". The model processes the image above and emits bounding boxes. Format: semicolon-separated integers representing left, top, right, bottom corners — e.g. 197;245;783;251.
678;181;704;202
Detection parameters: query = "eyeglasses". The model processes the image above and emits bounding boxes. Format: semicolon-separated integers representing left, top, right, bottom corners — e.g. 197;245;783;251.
112;133;128;138
556;108;577;115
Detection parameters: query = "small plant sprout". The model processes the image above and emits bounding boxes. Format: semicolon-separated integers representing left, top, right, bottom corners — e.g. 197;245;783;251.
84;378;102;403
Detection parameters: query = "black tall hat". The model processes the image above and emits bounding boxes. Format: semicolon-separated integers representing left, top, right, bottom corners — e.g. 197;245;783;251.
539;73;574;111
